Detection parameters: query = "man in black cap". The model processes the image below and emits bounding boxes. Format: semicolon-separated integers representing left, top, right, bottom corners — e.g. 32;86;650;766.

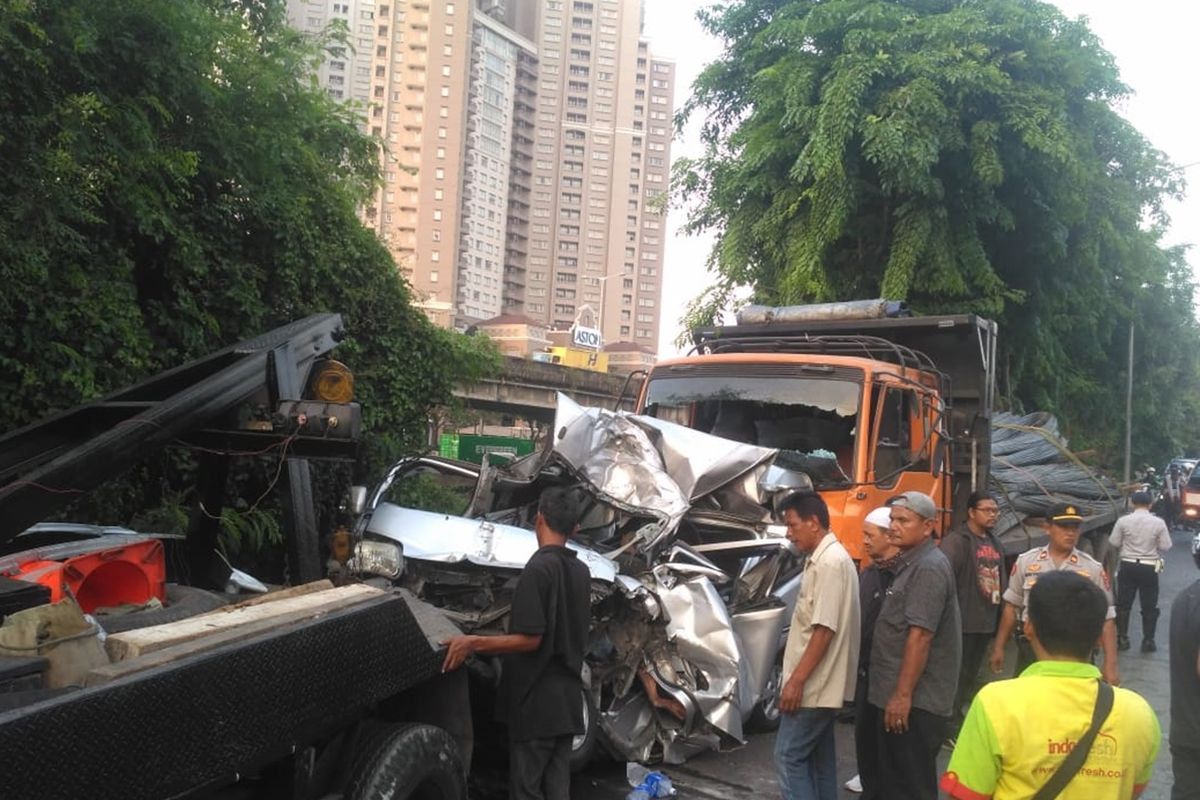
1110;490;1172;652
989;502;1119;685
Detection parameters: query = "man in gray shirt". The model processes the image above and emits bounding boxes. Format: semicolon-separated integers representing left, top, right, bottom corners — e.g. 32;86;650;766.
1111;490;1172;652
863;491;961;800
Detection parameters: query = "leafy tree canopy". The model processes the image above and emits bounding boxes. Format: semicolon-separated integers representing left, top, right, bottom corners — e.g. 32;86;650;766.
0;0;497;493
676;0;1198;465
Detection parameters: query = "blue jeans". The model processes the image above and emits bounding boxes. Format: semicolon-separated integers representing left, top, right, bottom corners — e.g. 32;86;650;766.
774;707;838;800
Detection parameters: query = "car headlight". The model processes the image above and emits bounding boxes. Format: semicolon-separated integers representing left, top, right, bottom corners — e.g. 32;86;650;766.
1186;508;1198;517
349;540;404;579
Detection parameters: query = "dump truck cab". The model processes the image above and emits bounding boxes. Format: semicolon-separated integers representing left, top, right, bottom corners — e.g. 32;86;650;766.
637;305;998;560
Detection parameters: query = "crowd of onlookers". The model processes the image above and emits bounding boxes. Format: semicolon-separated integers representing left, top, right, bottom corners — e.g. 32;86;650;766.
772;488;1198;800
439;479;1200;800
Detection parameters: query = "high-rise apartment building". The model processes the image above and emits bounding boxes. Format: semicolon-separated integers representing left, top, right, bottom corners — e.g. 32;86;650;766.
286;0;378;107
518;0;674;351
285;0;673;352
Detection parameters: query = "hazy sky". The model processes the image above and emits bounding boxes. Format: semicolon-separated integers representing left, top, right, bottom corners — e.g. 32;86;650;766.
644;0;1200;355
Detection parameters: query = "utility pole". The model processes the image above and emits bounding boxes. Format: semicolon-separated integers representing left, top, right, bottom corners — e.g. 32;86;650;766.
1124;320;1134;485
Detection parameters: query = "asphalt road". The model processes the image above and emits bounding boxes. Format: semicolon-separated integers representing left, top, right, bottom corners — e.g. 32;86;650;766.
566;527;1195;800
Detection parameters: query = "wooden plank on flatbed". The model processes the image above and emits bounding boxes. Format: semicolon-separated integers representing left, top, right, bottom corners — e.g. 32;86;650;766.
192;579;334;618
85;593;386;686
104;584;384;663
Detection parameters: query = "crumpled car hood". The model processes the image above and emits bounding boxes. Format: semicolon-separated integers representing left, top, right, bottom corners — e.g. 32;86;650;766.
546;394;779;543
365;504;618;582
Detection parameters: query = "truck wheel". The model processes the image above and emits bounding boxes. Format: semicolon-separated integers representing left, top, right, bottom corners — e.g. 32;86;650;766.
95;584;228;633
569;688;599;773
746;648;784;732
346;723;465;800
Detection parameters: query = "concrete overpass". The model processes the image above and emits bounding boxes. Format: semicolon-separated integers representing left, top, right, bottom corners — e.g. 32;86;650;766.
454;356;644;421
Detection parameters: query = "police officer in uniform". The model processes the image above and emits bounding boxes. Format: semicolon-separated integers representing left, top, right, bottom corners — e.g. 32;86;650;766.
988;502;1119;685
1110;490;1172;652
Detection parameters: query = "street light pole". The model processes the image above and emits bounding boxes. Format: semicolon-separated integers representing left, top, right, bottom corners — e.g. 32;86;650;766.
1124;319;1134;485
595;273;617;344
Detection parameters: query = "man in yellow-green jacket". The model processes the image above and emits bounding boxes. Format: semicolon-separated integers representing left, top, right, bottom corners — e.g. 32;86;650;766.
941;571;1160;799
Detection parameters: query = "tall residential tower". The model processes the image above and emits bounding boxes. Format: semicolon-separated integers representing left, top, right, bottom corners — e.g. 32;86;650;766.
286;0;673;353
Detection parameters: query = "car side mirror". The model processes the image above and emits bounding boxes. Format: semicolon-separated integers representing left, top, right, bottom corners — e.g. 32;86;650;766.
346;485;368;516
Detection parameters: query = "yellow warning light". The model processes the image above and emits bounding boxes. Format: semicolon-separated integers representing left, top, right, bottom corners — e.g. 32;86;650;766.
310;359;354;403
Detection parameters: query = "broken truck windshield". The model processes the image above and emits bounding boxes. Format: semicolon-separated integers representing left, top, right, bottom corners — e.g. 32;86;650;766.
641;374;862;486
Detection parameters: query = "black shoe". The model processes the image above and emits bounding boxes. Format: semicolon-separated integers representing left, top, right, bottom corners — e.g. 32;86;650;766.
1118;636;1131;652
1141;639;1157;653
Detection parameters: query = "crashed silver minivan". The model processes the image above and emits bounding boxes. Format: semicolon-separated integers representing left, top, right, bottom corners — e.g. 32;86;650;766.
348;396;810;766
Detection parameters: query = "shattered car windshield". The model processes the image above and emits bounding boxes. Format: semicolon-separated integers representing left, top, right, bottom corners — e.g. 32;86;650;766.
380;469;476;516
642;375;862;486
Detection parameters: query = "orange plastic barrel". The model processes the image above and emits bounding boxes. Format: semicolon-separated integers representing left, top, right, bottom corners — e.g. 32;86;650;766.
62;539;167;613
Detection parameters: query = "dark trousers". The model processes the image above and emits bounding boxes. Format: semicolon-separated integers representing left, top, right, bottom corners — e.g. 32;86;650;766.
861;703;946;800
854;674;880;798
1117;561;1160;617
1173;745;1200;800
509;734;572;800
952;633;992;730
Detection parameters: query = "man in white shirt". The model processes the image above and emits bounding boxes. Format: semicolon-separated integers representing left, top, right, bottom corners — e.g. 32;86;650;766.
1111;490;1173;652
775;491;862;800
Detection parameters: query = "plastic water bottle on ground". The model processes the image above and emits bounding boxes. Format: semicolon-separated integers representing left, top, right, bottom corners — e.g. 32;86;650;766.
625;763;676;798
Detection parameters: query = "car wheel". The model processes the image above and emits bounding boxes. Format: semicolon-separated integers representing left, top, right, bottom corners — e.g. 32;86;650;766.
569;687;599;773
345;723;466;800
747;649;784;732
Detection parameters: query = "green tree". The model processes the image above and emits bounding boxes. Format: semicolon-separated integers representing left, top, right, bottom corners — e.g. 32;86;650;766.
0;0;496;489
676;0;1197;465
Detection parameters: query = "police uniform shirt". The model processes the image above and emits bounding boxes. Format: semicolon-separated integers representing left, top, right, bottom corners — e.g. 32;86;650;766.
1001;546;1116;621
1109;508;1172;561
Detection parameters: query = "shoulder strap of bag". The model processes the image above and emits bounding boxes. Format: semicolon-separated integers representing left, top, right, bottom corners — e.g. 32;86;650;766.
1031;681;1115;800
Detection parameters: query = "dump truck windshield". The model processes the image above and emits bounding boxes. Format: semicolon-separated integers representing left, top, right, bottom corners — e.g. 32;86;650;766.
642;374;862;487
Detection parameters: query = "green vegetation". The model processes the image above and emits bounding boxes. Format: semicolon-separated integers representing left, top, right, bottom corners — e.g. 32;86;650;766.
676;0;1199;465
0;0;496;523
386;473;475;517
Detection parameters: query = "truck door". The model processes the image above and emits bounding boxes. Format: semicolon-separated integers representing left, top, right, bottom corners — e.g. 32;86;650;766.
868;382;937;501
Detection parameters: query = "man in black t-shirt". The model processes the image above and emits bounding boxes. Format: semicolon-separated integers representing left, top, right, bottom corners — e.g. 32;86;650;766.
442;486;592;800
1169;532;1200;799
939;491;1005;738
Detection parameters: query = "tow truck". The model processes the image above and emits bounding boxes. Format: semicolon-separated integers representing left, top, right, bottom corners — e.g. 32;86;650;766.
0;315;470;800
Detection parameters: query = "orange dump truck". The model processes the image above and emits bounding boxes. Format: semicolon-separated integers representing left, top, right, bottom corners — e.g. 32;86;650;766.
635;301;1115;563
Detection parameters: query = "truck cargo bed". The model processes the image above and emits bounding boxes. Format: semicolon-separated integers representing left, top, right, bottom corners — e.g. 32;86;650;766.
0;591;448;800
